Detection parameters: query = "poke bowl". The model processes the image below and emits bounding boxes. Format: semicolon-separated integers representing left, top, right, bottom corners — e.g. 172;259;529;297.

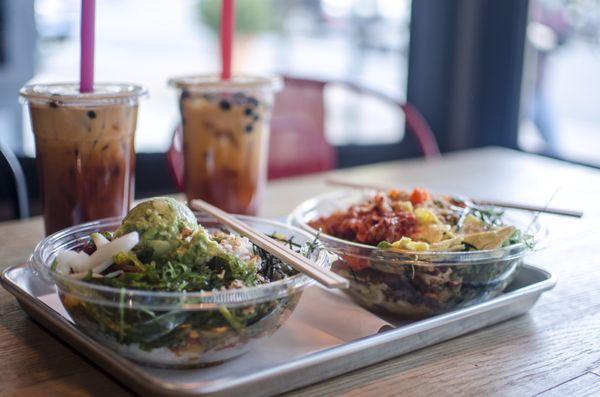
289;189;546;318
29;198;329;368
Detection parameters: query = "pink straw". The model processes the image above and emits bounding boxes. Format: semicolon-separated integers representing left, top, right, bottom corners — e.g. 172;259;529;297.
220;0;235;80
80;0;95;93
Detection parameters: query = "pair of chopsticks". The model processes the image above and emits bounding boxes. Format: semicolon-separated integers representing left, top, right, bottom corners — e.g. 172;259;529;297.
325;178;583;218
190;199;349;289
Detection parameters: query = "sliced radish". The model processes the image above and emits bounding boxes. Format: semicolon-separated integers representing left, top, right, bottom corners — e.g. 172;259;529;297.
55;261;71;275
69;251;92;273
55;250;77;275
91;232;110;248
96;270;124;279
55;250;90;274
88;231;139;274
54;232;139;277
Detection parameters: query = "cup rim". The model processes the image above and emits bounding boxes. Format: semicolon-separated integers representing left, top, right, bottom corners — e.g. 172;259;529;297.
168;74;283;93
19;82;147;106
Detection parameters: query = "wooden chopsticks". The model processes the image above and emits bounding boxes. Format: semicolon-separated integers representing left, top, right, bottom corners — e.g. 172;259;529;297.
189;199;349;289
325;178;584;218
468;199;582;218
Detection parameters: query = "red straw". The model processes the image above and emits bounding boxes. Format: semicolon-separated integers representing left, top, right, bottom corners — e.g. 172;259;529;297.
220;0;235;80
80;0;95;93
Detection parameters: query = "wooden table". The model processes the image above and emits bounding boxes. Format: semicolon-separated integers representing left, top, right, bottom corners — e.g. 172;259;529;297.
1;147;600;396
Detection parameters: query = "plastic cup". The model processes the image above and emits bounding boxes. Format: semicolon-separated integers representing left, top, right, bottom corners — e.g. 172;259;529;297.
169;75;282;215
20;83;146;235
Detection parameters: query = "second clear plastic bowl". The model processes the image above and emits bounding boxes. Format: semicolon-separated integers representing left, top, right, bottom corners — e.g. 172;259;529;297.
289;190;546;318
29;215;330;368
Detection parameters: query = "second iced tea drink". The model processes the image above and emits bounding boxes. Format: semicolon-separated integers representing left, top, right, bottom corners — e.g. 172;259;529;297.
170;76;281;215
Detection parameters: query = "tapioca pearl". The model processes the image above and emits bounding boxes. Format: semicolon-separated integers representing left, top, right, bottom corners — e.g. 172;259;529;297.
181;89;191;100
87;111;97;119
233;92;247;105
219;100;232;111
244;107;253;116
244;124;253;133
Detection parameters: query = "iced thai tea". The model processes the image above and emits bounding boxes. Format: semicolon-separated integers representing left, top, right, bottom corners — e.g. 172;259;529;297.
20;83;145;235
170;76;281;215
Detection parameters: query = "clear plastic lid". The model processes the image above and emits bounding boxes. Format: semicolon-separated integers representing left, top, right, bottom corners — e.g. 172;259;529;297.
168;75;283;94
20;82;147;107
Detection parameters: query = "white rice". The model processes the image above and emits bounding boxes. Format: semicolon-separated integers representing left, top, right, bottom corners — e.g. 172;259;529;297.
217;234;262;268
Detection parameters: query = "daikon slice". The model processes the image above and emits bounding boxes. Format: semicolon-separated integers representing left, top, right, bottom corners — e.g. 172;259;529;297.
69;251;92;273
95;270;124;279
91;232;110;248
55;250;78;275
88;231;139;274
54;250;90;274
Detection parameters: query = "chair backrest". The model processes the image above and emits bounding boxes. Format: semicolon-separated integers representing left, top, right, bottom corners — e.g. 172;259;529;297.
319;78;440;158
268;77;336;179
269;77;440;179
0;139;29;219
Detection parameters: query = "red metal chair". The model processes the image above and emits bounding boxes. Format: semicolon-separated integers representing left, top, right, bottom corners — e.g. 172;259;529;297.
267;77;333;179
167;76;439;189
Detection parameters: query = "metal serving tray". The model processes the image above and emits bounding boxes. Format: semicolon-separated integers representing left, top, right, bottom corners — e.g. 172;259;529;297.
1;264;555;397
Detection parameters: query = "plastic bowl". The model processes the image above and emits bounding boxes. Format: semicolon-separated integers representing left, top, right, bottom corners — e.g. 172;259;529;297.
289;190;545;318
29;215;329;368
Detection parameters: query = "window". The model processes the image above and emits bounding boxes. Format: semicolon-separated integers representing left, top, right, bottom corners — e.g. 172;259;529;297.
520;0;600;165
0;0;6;64
19;0;411;155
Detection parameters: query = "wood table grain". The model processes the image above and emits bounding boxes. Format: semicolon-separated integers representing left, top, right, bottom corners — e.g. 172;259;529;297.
1;147;599;397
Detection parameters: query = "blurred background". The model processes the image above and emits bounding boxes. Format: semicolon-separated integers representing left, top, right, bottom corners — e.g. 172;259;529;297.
0;0;599;220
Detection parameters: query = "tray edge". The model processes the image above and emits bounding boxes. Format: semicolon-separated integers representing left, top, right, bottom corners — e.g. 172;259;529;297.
1;264;557;397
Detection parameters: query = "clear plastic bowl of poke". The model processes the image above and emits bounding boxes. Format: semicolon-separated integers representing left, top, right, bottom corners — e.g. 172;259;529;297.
29;197;329;368
289;188;545;318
